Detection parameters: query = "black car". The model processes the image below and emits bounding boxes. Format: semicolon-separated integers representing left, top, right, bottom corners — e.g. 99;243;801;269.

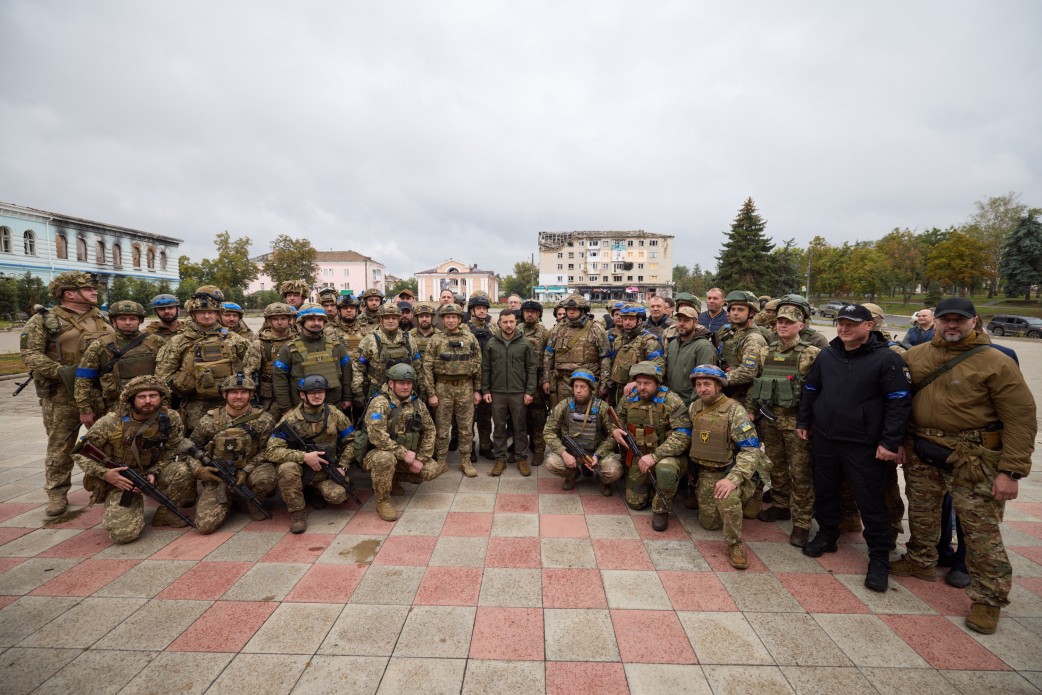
817;301;846;319
987;314;1042;338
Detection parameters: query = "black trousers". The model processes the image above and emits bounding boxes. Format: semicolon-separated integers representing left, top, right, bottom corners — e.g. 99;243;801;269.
811;435;895;563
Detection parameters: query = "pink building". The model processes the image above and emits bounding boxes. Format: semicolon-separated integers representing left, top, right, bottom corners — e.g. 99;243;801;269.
247;250;386;299
416;258;499;303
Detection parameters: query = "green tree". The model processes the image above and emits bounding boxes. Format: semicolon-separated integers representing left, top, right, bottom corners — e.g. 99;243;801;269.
16;272;47;311
389;276;419;298
714;198;775;292
769;239;805;296
926;231;992;295
999;212;1042;301
806;236;848;299
673;264;707;296
846;242;890;301
0;278;19;316
875;228;922;302
264;235;319;287
502;261;539;299
244;289;279;310
202;232;256;295
965;192;1033;297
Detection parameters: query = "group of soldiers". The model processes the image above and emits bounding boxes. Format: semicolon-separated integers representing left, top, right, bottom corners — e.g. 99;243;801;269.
19;273;1035;635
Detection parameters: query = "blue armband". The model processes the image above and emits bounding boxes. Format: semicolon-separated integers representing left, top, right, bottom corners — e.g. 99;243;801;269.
75;367;99;379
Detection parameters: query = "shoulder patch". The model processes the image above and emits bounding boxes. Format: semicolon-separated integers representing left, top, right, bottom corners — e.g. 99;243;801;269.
903;367;911;383
743;355;758;368
739;421;754;433
370;412;383;421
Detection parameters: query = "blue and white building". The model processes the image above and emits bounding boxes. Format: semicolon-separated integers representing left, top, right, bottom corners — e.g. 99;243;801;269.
0;201;182;290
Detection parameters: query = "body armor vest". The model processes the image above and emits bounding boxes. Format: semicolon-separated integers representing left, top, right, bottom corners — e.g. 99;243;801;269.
46;309;112;366
719;325;770;370
210;410;264;468
410;329;437;360
374;331;413;370
610;330;648;383
749;341;807;409
388;398;424;452
100;335;161;401
435;333;478;376
690;397;737;466
468;320;492;348
191;332;235;398
565;398;605;452
288;336;342;387
104;410;172;472
552;318;598;372
339;323;363;357
625;388;671;453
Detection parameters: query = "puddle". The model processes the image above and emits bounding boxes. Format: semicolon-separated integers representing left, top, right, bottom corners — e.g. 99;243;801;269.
338;538;381;564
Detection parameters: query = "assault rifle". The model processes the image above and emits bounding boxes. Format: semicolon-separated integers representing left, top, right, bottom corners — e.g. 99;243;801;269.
12;371;33;397
757;404;779;422
178;440;272;519
606;406;671;513
561;434;599;472
273;421;363;507
75;440;197;528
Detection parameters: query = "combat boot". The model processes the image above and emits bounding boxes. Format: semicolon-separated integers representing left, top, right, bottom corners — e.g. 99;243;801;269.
290;510;307;534
757;506;791;522
600;481;613;497
390;474;406;496
562;468;579;491
376;497;399;522
651;511;669;532
890;556;936;582
45;492;68;517
532;446;545;466
152;506;189;528
742;491;763;519
459;460;478;478
517;458;531;477
864;558;889;593
683;493;698;510
728;541;749;569
789;526;810;548
965;602;1000;635
490;459;506;477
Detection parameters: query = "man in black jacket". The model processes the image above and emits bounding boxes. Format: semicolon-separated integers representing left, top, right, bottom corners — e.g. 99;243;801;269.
796;304;911;592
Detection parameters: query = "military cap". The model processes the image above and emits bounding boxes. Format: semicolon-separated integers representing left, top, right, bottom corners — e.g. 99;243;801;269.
676;305;698;319
934;297;976;319
776;305;804;323
861;302;885;319
837;304;873;323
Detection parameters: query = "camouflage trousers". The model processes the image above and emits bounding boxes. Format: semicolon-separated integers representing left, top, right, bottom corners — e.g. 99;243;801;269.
526;392;549;459
276;461;348;513
625;455;687;513
180;397;224;435
97;461;195;544
362;449;446;498
545;451;623;485
840;468;905;537
434;380;475;462
194;463;277;534
762;421;815;530
902;455;1012;607
696;466;759;545
40;390;81;496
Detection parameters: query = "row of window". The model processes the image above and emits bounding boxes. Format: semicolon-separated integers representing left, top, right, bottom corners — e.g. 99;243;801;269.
566;238;659;247
557;250;659;260
553;275;653;283
0;227;167;270
558;262;650;271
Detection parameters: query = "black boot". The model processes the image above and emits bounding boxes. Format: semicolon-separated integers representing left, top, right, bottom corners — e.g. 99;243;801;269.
865;558;889;593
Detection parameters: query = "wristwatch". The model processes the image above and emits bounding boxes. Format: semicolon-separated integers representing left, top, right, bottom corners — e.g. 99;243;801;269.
1001;471;1024;480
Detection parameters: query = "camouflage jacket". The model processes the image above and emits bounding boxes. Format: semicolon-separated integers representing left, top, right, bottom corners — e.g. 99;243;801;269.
421;327;481;395
21;306;115;387
154;321;249;392
522;321;551;384
266;403;356;469
74;330;166;414
688;395;760;485
188;405;276;474
543;316;611;386
364;384;437;461
617;387;692;462
718;324;768;388
272;333;354;409
609;328;664;387
241;328;296;402
143;319;185;339
228;322;256;342
353;327;422;400
73;406;184;481
544;396;619;460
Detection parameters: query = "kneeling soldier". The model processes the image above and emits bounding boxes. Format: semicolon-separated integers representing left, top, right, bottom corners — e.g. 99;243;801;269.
72;376;194;543
268;375;356;534
543;370;623;495
363;364;444;522
612;361;692;532
185;374;277;533
688;365;764;569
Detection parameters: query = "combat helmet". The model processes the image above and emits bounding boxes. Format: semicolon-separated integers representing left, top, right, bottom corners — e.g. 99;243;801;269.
620;302;646;321
629;361;664;383
413;302;436;316
297;375;329;392
120;375;170;404
337;294;360;309
569;370;598;389
49;271;99;300
263;302;296;318
561;293;589;310
467;291;491;310
438;303;463;317
150;294;180;310
187;285;225;312
387;364;417;382
279;279;311;298
317;287;339;303
376;301;402;318
776;294;813;321
690;364;728;387
674;292;702;313
360;288;385;301
108;300;146;318
295;302;328;324
764;298;781;312
221;302;244;317
218;372;256;394
724;290;759;311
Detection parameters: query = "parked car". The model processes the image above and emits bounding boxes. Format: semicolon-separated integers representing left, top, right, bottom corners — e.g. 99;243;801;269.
817;301;846;319
986;314;1042;338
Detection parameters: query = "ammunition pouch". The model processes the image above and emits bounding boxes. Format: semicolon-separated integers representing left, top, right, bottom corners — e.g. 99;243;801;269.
911;436;954;473
57;364;78;398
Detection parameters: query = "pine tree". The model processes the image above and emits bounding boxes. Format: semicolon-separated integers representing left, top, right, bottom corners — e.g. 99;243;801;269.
714;197;776;292
999;212;1042;301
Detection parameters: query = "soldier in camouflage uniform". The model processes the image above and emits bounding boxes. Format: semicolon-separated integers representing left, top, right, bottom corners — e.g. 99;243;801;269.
363;364;443;521
75;300;166;424
520;300;551;465
423;303;482;476
543;293;611;410
21;271;116;515
318;287;339;320
749;306;821;547
335;294;365;358
220;302;255;341
154;286;249;435
272;303;353;412
892;297;1037;634
267;375;356;533
688;365;763;569
357;288;385;334
409;302;440;403
772;295;829;349
612;361;692;532
353;302;422;402
716;290;769;401
72;376;194;542
279;279;311;312
185;374;277;532
467;292;495;459
144;294;185;338
543;370;622;495
242;302;297;420
754;298;779;328
605;303;664;405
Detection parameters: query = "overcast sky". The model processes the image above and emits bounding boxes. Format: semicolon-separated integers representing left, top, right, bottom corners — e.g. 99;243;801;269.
2;1;1040;280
